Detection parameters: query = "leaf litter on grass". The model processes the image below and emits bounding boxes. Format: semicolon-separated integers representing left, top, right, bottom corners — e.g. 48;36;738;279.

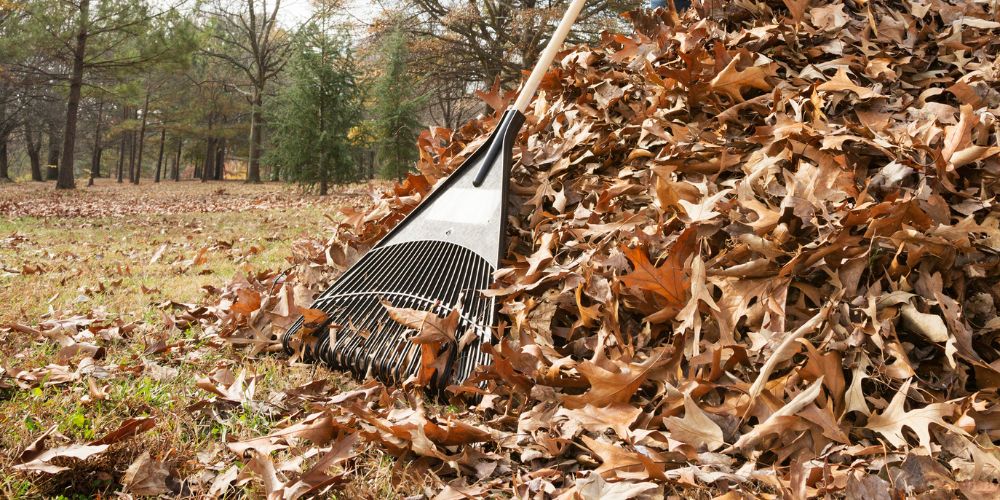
5;0;1000;497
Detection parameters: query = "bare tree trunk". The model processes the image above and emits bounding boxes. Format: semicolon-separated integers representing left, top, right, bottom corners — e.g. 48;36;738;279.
116;105;127;183
246;87;262;183
0;131;10;182
154;128;166;182
128;127;137;184
28;148;43;181
89;98;105;186
46;119;60;181
0;97;11;182
318;87;327;195
173;138;182;181
133;92;149;185
25;121;44;181
202;137;214;183
116;136;126;182
208;0;288;182
214;137;225;180
57;0;89;190
202;113;214;183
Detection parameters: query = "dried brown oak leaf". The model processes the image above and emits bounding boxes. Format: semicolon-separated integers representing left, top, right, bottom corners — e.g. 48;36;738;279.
229;411;337;455
563;349;666;409
709;56;774;102
866;379;967;450
230;288;262;316
620;227;697;319
122;451;177;496
13;426;109;474
384;301;461;386
665;394;725;451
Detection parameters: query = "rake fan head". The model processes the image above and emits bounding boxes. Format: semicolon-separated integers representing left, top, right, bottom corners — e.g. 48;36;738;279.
281;240;496;388
282;110;524;393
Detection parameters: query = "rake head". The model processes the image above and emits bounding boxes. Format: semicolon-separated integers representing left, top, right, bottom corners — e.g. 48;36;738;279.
282;110;525;393
282;239;495;388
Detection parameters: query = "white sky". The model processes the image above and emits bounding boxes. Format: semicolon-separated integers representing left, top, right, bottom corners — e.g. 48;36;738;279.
278;0;380;30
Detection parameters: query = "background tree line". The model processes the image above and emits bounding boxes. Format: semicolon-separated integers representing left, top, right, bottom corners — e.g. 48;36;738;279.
0;0;639;192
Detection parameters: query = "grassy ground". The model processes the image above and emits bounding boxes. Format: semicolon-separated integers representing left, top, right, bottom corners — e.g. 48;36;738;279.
0;179;420;498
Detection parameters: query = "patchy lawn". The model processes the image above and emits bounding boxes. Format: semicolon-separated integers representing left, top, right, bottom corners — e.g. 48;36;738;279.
0;179;422;498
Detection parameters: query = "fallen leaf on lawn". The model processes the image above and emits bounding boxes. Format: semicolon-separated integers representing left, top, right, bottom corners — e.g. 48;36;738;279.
231;288;262;316
122;451;177;496
281;432;359;499
14;426;109;474
229;412;336;455
91;417;156;445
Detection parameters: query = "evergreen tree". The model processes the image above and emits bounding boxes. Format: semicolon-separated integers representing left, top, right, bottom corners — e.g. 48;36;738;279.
373;27;423;181
266;20;360;195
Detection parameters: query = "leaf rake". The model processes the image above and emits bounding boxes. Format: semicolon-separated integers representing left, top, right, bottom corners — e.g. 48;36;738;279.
282;0;589;392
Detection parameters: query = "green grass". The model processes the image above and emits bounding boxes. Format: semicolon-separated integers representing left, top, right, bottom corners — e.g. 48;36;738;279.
0;179;421;497
0;208;332;322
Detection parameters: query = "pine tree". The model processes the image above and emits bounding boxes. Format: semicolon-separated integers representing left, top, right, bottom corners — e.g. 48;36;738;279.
373;28;423;181
266;20;361;194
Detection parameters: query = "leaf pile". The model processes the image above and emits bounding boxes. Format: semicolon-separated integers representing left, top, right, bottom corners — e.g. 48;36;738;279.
9;0;1000;497
276;0;1000;495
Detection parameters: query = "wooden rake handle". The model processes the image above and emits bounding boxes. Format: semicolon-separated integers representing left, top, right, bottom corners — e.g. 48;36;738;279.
512;0;589;114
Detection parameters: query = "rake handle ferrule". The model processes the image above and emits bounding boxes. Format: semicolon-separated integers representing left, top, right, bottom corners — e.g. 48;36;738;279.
512;0;588;114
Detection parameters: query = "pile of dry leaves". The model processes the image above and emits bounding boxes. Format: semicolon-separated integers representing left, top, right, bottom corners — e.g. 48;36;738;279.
214;0;1000;497
9;0;1000;497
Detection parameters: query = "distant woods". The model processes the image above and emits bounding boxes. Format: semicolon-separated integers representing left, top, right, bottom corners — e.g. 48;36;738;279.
0;0;639;191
